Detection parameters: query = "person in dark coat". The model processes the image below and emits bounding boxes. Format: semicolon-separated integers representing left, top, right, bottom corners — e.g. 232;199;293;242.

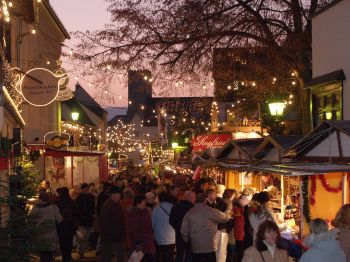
54;187;76;262
126;195;156;262
100;186;127;262
96;182;112;217
95;182;112;255
75;183;96;258
169;191;195;262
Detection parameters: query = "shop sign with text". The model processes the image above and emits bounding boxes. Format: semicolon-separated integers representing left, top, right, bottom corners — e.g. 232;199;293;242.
192;134;232;152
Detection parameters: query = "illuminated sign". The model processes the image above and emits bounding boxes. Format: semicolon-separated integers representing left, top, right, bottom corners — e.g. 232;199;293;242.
44;131;70;149
20;68;68;107
192;134;232;152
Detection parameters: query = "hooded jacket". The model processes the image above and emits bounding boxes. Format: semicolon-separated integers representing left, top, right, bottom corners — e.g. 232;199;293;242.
300;229;346;262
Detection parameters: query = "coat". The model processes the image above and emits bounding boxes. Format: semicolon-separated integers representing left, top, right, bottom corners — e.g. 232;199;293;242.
242;245;290;262
31;201;63;251
152;202;175;245
181;203;230;253
300;230;346;262
126;207;156;254
99;198;126;242
54;196;77;236
233;204;245;241
339;228;350;262
75;192;95;227
169;200;193;245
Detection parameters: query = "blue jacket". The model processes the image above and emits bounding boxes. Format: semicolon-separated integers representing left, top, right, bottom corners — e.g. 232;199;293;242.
300;231;346;262
152;202;175;245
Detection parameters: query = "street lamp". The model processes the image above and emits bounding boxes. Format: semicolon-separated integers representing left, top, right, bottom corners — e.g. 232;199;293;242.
171;142;179;149
268;102;285;116
71;111;79;121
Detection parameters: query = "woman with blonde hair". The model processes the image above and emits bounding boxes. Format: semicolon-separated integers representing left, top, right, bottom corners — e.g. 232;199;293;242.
333;204;350;262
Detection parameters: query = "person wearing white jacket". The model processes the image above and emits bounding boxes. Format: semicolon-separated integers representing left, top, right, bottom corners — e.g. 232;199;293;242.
152;191;175;262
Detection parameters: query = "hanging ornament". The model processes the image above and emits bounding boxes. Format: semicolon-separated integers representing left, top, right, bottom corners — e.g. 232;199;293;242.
318;174;342;193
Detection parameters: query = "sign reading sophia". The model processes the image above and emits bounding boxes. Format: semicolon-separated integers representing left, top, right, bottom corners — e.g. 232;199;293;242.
20;68;68;107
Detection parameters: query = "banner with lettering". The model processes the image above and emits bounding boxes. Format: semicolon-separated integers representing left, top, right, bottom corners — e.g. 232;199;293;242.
191;134;232;152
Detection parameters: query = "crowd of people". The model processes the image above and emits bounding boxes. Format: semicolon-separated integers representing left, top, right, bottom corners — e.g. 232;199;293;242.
30;175;350;262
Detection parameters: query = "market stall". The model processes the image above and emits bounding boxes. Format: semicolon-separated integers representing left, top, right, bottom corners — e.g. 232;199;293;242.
43;148;108;189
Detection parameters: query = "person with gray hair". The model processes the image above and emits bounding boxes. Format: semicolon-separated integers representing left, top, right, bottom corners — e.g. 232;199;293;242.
300;218;346;262
181;191;231;262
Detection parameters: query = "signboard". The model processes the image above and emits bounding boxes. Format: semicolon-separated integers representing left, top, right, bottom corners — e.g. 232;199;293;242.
191;134;232;152
20;68;67;107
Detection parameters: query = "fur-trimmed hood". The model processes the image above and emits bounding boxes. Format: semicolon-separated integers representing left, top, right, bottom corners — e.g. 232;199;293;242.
300;229;346;262
303;228;339;247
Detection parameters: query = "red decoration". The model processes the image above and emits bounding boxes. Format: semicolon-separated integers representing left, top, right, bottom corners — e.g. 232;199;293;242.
310;176;317;205
318;174;342;193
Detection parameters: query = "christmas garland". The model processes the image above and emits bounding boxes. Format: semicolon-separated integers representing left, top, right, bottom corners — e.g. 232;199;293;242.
302;176;312;223
319;174;342;193
310;176;316;206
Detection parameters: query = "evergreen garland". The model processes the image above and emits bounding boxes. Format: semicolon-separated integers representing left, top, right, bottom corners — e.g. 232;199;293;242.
301;176;312;223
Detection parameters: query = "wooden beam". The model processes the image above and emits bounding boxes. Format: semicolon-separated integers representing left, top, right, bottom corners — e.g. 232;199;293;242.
337;130;343;157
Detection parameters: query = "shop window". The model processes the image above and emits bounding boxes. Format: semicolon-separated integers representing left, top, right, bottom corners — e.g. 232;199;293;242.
311;82;342;127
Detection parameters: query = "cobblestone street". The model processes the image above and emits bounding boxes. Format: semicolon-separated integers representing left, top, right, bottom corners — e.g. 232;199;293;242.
31;250;106;262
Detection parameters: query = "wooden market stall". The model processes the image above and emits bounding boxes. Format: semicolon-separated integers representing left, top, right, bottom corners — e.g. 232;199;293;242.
43;148;108;189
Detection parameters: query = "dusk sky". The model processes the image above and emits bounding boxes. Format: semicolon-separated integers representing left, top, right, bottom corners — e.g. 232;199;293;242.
50;0;214;114
50;0;130;113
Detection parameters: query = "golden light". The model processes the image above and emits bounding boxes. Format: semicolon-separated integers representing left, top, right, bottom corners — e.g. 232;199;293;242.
268;102;286;116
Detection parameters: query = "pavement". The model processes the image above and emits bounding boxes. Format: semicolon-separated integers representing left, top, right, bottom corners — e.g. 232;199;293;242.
31;250;105;262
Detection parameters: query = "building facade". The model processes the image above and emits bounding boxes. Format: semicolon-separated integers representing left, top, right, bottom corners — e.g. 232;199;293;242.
310;0;350;127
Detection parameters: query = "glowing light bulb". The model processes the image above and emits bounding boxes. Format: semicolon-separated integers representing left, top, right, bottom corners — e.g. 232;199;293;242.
31;28;36;34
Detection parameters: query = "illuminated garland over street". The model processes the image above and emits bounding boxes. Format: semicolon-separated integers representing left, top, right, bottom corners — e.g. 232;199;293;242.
107;120;150;160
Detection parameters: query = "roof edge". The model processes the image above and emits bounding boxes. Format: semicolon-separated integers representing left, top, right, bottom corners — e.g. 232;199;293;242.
306;69;346;87
312;0;345;18
43;0;70;39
